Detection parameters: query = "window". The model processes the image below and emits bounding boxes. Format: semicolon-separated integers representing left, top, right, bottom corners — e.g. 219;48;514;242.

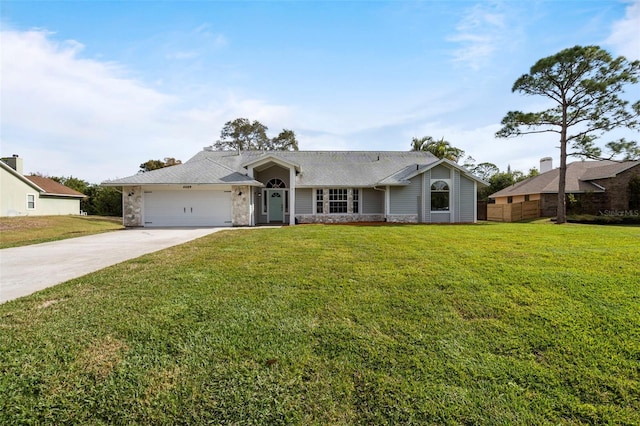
329;189;348;213
316;189;324;213
27;194;36;210
507;196;513;204
524;195;530;202
430;180;449;211
352;189;359;213
263;191;268;213
284;190;289;213
266;178;286;188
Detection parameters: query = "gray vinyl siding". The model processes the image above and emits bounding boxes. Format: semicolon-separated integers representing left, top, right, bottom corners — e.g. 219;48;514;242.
431;212;450;223
459;175;475;222
255;165;290;187
431;165;450;179
389;175;421;215
295;188;313;214
362;188;384;214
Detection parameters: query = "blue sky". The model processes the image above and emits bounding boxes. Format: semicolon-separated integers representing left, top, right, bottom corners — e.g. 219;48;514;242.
2;0;639;183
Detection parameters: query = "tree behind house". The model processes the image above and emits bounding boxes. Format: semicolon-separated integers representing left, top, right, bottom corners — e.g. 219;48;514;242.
496;45;640;223
214;118;299;151
410;136;465;162
139;157;182;173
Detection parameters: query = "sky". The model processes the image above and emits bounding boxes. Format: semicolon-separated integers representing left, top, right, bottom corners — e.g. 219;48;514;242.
1;0;639;183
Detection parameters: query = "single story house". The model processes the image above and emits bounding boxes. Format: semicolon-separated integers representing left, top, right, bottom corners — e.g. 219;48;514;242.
102;149;487;227
489;159;640;217
1;155;86;217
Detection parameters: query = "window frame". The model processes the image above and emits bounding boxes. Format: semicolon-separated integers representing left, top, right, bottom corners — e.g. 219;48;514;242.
430;179;450;212
329;188;348;214
26;193;36;210
352;188;359;214
316;189;324;214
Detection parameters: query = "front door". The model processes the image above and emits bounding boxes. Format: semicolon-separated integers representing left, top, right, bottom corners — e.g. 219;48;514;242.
268;190;284;222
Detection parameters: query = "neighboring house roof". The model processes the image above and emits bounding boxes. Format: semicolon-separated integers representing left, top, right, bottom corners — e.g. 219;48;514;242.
24;176;86;198
1;160;85;198
103;149;488;187
0;160;45;192
490;160;640;198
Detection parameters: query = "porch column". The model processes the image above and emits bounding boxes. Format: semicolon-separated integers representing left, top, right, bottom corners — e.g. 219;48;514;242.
289;167;296;225
385;186;390;218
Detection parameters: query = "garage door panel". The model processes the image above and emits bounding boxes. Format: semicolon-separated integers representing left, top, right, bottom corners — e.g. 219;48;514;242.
144;190;232;227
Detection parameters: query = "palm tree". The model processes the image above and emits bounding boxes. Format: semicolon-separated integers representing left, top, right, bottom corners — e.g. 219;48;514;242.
410;136;465;162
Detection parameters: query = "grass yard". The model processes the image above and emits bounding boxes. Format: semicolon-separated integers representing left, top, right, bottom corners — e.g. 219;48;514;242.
0;215;123;248
0;223;638;424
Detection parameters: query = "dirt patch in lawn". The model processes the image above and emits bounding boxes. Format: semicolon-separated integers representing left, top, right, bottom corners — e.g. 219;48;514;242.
75;336;128;380
0;217;52;231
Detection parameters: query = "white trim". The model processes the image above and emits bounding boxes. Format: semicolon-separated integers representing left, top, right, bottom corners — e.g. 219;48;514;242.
352;188;360;214
314;188;322;214
429;178;451;216
385;186;390;217
473;181;478;222
422;172;427;223
289;167;296;225
250;189;255;226
26;193;37;210
241;155;300;172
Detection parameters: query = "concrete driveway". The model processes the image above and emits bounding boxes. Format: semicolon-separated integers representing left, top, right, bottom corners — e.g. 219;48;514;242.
0;227;230;304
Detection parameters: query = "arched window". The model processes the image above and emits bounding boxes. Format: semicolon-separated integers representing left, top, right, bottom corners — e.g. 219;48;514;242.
266;178;286;188
431;180;450;211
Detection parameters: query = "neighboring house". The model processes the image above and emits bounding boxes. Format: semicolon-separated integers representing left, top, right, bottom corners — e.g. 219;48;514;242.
1;156;86;217
489;159;640;217
102;149;487;227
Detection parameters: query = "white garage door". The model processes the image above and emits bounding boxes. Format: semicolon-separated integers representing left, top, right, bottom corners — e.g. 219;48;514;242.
143;190;232;227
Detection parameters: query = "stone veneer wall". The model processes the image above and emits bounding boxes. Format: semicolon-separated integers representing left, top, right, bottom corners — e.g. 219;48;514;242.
296;214;385;224
232;185;251;226
122;186;143;227
386;214;419;223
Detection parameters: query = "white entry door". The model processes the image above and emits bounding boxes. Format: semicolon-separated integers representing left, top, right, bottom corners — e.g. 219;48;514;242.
144;190;232;227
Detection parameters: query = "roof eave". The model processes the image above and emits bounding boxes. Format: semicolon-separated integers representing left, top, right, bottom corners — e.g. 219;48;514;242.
1;162;46;192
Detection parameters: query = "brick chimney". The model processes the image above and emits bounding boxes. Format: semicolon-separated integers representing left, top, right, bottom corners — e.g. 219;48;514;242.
540;157;553;173
1;155;24;175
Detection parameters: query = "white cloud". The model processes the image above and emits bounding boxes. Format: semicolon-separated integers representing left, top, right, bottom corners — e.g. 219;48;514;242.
605;0;640;60
0;28;291;182
448;2;511;70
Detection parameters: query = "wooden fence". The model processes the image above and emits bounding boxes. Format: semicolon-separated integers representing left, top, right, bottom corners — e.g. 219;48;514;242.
477;201;488;221
487;200;540;222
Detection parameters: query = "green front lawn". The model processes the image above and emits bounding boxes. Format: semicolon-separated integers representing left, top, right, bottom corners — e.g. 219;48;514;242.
0;215;123;248
1;223;638;424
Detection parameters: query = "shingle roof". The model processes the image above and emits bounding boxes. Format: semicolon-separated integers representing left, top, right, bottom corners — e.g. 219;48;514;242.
25;176;85;198
103;149;487;188
489;160;639;198
103;157;263;186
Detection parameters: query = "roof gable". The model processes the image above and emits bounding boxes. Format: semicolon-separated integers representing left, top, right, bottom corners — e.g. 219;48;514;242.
241;154;301;172
378;158;488;186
